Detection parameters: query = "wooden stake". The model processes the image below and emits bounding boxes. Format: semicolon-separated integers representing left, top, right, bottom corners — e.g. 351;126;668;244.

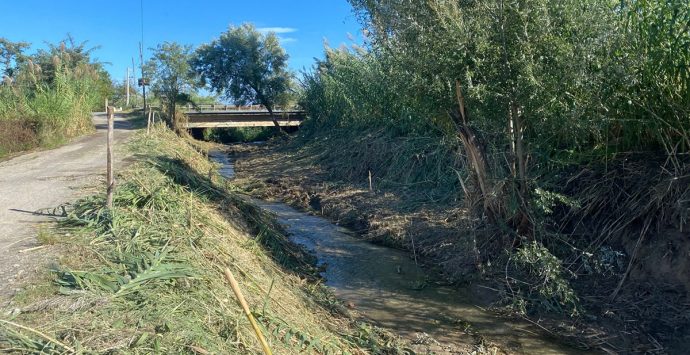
223;268;273;355
106;106;115;208
147;108;152;135
368;170;373;192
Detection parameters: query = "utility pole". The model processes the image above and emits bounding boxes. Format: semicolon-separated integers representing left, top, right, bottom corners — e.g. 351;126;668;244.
125;67;130;107
139;42;147;110
131;57;137;107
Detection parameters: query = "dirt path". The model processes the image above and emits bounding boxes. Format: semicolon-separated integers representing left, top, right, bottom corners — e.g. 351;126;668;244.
0;113;136;303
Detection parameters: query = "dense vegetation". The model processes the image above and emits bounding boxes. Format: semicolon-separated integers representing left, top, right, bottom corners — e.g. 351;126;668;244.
0;36;112;157
298;0;690;346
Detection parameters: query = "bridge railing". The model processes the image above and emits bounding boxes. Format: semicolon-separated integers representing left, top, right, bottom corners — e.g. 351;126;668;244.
181;104;300;112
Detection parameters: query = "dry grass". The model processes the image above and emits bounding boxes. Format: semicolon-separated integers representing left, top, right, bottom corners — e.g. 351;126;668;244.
0;125;406;354
0;120;39;158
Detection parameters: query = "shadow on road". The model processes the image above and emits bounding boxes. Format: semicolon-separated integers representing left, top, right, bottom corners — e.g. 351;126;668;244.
9;206;69;218
93;120;138;131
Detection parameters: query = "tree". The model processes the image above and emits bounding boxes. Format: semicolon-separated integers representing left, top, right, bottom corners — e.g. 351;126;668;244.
146;42;197;131
0;38;29;79
191;23;292;128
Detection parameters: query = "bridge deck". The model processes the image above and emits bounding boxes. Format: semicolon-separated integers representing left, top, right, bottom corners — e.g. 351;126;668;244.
184;110;305;128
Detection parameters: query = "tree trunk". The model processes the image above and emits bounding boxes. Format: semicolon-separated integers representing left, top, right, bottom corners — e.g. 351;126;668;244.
266;106;280;128
511;101;532;238
510;101;526;191
266;106;285;134
451;80;497;222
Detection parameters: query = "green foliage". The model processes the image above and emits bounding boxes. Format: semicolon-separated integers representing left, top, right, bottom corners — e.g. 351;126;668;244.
299;0;690;318
0;36;110;157
300;48;442;136
145;41;198;129
203;127;277;143
55;250;194;297
533;188;580;215
513;242;579;315
110;79;141;108
298;48;462;201
0;38;29;78
192;23;293;113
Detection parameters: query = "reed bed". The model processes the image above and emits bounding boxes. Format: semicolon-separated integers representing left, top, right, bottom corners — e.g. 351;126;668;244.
0;52;104;157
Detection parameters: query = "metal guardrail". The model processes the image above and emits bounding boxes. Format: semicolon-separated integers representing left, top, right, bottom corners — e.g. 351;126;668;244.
184;110;306;128
181;104;299;112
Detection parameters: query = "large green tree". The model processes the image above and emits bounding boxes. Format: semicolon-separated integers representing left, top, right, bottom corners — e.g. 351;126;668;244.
146;42;197;130
191;23;292;128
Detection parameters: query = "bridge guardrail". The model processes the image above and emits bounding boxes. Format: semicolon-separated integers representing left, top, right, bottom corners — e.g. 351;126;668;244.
181;104;301;112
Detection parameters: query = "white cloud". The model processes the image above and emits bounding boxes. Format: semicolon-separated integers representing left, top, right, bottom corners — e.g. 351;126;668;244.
257;27;297;34
279;37;297;44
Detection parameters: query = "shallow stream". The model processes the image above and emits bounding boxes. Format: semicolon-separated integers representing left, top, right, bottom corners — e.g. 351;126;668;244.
212;150;587;354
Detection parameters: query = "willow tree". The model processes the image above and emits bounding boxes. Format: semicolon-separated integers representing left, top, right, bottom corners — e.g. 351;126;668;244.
191;23;292;129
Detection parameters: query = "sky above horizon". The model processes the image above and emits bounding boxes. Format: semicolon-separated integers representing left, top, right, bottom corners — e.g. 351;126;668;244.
0;0;363;84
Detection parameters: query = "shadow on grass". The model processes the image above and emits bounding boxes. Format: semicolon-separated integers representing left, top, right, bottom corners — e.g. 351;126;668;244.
150;155;318;277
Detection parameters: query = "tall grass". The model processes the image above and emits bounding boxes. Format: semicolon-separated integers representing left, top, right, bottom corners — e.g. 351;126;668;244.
0;58;102;157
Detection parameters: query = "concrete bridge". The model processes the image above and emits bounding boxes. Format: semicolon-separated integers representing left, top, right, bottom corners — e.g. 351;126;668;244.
182;105;305;128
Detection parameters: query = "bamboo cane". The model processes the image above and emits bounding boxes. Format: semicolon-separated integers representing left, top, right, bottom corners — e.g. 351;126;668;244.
223;268;273;355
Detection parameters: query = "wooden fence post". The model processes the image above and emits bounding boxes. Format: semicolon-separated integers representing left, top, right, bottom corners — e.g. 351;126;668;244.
147;107;152;135
106;106;115;208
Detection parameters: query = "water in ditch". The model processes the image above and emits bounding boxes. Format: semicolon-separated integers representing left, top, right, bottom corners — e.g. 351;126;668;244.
211;150;589;354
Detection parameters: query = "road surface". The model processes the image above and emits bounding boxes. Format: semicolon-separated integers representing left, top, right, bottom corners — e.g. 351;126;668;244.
0;113;135;303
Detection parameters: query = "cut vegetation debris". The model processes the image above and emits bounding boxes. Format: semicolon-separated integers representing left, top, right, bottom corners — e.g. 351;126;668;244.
0;125;406;354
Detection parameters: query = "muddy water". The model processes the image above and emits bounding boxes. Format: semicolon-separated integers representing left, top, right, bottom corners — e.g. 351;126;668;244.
212;151;587;354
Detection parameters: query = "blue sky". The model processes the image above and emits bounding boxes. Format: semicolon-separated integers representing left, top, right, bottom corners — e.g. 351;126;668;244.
0;0;363;83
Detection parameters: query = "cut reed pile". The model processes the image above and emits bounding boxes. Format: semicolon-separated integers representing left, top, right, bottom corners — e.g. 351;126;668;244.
0;125;405;354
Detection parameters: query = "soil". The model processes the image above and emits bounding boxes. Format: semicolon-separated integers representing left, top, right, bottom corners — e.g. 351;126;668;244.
229;140;690;354
0;113;136;305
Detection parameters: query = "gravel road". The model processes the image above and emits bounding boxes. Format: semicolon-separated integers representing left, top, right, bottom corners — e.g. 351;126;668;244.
0;112;135;303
